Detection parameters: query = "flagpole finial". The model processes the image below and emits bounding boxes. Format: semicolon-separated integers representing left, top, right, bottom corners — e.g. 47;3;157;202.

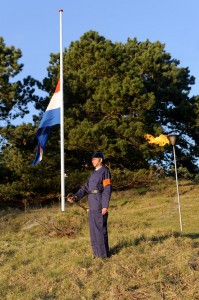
59;9;63;12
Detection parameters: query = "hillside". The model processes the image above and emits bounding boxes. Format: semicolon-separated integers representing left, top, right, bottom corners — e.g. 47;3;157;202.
0;179;199;299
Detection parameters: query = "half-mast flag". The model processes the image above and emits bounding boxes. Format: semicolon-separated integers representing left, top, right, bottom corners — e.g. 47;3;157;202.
32;78;61;165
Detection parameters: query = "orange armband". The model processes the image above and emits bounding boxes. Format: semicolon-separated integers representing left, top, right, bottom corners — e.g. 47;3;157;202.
103;178;111;188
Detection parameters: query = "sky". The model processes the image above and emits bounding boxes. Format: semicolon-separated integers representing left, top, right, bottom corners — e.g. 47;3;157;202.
1;0;199;123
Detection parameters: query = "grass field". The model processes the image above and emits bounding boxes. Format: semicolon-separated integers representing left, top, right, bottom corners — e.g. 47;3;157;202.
0;178;199;299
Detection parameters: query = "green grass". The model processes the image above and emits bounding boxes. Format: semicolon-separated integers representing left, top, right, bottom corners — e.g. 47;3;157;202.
0;179;199;299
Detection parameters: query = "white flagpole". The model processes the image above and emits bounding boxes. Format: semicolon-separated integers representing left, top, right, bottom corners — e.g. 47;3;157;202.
59;9;65;211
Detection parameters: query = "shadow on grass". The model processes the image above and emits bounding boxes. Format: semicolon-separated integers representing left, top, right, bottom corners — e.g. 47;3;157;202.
110;231;199;256
183;233;199;240
179;182;199;187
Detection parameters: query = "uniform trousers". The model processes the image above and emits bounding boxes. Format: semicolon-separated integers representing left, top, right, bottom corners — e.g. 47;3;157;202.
88;210;109;258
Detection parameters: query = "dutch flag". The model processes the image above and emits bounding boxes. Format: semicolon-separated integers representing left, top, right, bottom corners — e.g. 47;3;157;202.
32;79;61;165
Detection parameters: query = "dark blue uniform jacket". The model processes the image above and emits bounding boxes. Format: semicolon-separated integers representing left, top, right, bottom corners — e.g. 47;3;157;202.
75;166;112;211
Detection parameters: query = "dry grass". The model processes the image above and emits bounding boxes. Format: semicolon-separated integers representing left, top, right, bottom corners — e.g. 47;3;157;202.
0;178;199;299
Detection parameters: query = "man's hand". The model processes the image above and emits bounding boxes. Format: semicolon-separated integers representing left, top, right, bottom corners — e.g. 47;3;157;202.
102;208;108;215
66;193;75;203
67;197;75;203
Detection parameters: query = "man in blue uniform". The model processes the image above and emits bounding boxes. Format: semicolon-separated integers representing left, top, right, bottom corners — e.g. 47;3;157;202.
67;152;112;258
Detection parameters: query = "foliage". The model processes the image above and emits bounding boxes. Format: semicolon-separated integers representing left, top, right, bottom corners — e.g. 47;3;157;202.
0;37;41;122
0;123;61;207
169;164;194;180
66;169;91;193
44;31;198;171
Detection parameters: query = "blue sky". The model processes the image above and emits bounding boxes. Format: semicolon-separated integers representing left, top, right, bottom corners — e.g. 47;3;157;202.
1;1;199;102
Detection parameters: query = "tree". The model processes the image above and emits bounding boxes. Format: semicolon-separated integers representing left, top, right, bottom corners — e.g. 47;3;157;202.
0;37;53;206
0;123;62;206
0;37;41;122
44;31;198;171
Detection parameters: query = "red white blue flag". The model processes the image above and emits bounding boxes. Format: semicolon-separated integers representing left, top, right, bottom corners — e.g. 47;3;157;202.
32;79;61;165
